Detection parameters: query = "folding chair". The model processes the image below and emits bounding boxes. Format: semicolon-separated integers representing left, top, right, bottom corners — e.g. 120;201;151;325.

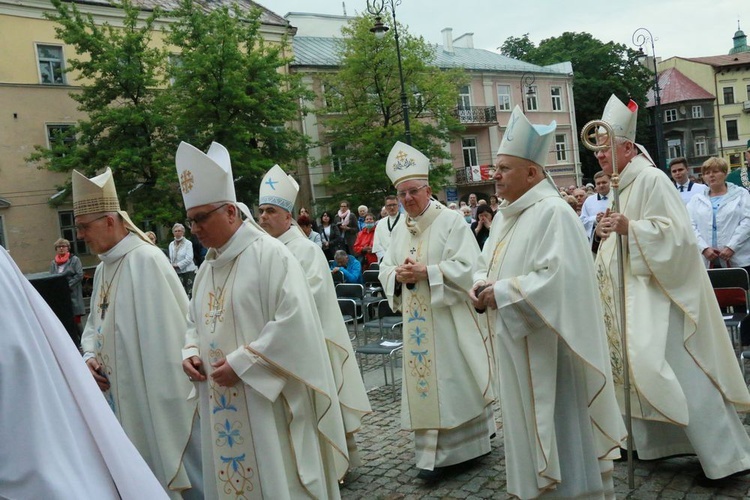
338;298;358;343
368;262;380;271
356;299;403;401
336;283;365;321
331;270;344;285
362;298;402;346
707;267;750;350
362;269;383;320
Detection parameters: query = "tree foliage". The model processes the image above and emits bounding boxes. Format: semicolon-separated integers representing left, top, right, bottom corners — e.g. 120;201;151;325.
319;15;466;210
500;32;653;180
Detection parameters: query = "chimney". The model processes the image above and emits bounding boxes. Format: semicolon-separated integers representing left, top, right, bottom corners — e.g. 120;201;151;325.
453;32;474;49
442;27;453;54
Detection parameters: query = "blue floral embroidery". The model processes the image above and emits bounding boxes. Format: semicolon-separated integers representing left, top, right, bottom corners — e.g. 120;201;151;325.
407;309;426;323
220;454;246;473
213;393;238;414
411;349;429;363
217;419;241;447
410;327;426;346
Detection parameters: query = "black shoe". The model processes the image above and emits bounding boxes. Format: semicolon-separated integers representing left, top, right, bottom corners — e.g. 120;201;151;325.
417;467;445;481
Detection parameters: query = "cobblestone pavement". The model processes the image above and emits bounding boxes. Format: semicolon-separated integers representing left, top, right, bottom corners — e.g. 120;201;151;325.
342;381;750;499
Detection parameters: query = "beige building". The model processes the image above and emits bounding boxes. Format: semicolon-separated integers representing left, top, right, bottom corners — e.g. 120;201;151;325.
0;0;290;273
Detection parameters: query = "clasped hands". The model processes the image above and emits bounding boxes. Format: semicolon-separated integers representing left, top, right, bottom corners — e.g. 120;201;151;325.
469;280;497;311
395;257;427;284
183;355;239;387
595;209;629;240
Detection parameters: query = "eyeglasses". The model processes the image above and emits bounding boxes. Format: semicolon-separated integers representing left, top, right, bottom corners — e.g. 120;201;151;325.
185;203;227;227
74;214;108;232
396;185;428;199
385;203;399;208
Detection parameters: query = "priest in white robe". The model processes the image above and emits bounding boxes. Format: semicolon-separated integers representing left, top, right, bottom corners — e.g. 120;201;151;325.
176;141;348;499
0;246;168;500
372;194;402;261
471;106;625;498
594;94;750;479
257;165;371;472
74;168;201;499
379;141;495;481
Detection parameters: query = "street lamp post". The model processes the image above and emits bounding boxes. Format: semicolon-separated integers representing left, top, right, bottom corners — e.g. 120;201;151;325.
520;72;536;115
366;0;411;146
632;27;664;170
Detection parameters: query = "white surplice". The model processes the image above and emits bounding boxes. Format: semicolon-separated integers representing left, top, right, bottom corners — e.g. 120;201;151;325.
596;154;750;479
80;233;198;497
278;226;372;467
475;181;625;498
379;201;495;470
373;212;403;261
0;247;168;500
184;223;347;499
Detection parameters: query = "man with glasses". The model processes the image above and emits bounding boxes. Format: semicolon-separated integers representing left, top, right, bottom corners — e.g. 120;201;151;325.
176;142;347;499
372;194;401;262
379;141;495;481
73;168;202;499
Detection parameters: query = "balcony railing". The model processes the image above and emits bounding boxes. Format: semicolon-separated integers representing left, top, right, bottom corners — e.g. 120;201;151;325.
455;166;494;185
452;106;497;125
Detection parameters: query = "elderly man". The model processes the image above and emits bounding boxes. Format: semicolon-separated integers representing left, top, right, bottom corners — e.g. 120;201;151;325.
468;192;479;218
595;95;750;480
257;165;371;469
470;106;624;498
579;171;611;243
727;140;750;191
670;157;707;204
379;141;495;481
372;194;402;262
169;222;198;296
73;168;200;498
176;142;347;499
330;249;362;284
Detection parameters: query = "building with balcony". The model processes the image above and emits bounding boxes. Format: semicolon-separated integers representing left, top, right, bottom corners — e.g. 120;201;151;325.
287;13;581;210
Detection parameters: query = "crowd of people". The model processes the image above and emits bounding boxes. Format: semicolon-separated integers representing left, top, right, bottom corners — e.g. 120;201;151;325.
6;93;750;499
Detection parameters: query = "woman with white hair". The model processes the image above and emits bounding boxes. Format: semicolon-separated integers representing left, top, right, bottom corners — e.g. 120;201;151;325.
168;223;197;297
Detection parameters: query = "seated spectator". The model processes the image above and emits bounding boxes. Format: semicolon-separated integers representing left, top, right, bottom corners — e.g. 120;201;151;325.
353;212;378;269
470;205;493;250
460;205;473;223
330;249;362;283
298;215;322;248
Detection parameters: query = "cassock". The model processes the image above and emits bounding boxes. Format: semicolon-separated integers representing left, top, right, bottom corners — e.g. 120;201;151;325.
81;233;198;497
0;247;168;500
579;192;610;242
596;154;750;479
475;181;625;498
373;212;403;261
379;201;495;470
278;226;372;467
184;223;348;499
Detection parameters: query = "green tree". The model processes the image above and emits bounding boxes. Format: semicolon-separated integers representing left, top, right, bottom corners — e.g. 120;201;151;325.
320;15;466;210
30;0;180;225
500;32;652;180
166;0;311;204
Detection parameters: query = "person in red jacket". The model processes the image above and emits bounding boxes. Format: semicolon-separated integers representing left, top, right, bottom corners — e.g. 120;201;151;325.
353;212;378;270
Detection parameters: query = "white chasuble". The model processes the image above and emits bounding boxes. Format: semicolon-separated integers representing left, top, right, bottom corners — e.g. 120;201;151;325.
475;181;625;499
185;223;346;499
81;233;196;497
380;201;494;434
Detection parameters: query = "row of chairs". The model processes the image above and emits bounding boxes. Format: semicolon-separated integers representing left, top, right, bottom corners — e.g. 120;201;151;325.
706;268;750;378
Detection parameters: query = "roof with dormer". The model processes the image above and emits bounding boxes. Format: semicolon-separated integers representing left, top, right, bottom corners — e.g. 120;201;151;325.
685;52;750;68
646;67;714;107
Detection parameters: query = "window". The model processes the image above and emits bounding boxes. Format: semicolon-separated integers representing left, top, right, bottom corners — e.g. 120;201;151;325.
554;134;568;162
0;215;5;249
730;153;741;167
457;85;472;109
691;105;703;119
723;86;735;105
46;124;76;156
550;87;563;111
525;85;538;111
727;119;739;141
323;84;344;113
497;84;511;111
330;145;348;172
462;137;478;167
664;109;677;122
694;136;707;157
37;44;65;85
58;211;88;255
667;139;682;159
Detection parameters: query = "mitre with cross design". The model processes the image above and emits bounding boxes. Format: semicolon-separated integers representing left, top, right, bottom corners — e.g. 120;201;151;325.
496;106;557;168
385;141;430;187
258;164;299;213
175;141;236;210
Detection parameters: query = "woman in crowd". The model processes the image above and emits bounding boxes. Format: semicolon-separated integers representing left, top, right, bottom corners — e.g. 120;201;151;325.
299;207;319;233
353;212;378;270
489;195;500;213
334;200;359;252
470;204;494;250
168;223;197;297
687;156;750;273
319;210;343;261
49;238;85;324
298;215;322;248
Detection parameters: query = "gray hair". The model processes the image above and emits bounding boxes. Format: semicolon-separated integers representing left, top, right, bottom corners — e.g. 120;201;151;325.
334;249;348;259
172;223;185;232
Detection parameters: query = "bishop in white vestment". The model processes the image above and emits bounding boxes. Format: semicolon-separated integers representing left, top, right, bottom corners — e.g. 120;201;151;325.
177;141;348;499
379;141;495;480
74;168;200;498
472;107;625;498
595;95;750;479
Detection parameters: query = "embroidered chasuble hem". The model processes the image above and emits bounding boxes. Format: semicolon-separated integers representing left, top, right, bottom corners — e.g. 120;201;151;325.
167;409;199;492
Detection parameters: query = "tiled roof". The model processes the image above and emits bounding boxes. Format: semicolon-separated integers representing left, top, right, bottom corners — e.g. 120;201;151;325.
71;0;289;27
684;52;750;68
646;67;714;107
291;36;571;75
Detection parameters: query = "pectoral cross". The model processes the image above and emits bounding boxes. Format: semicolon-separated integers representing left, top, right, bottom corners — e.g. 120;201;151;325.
205;290;225;333
409;246;417;256
100;299;109;320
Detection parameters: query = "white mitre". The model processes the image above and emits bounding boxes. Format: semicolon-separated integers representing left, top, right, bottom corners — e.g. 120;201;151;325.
175;141;236;210
600;94;638;142
385;141;430;187
496;106;556;167
258;164;299;213
71;167;151;244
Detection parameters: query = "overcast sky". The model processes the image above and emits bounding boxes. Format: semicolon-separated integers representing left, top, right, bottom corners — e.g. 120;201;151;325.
265;0;744;60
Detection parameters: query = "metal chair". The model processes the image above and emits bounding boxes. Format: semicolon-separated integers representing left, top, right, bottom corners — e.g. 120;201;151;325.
707;267;750;350
331;270;344;285
368;262;380;271
362;298;401;346
356;299;403;401
338;298;359;343
362;269;383;321
336;283;365;321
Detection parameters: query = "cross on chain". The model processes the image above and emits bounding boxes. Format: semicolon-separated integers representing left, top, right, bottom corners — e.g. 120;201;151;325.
100;298;109;320
208;308;224;333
